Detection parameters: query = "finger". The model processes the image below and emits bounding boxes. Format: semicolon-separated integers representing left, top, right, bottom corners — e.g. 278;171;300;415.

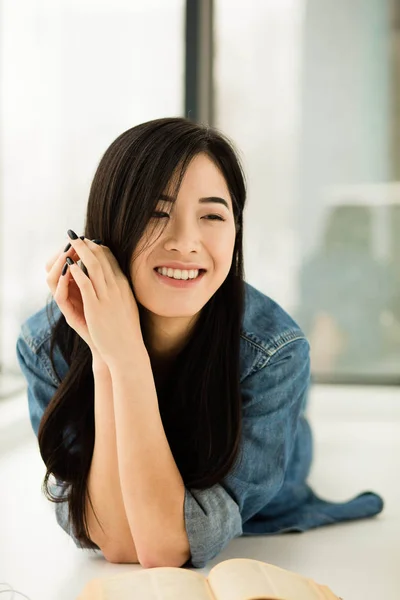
46;248;80;296
53;261;87;336
45;235;86;273
65;237;116;297
45;244;68;273
45;243;80;274
91;242;123;278
68;259;98;309
53;258;72;313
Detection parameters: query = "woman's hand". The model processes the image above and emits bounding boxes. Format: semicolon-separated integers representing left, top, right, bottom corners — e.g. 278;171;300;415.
60;231;144;369
46;237;100;358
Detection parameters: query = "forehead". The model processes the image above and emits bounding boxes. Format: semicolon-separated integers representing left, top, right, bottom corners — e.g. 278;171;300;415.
166;153;232;206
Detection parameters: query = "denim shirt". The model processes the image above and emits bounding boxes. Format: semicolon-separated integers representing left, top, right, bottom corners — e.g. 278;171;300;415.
15;281;384;568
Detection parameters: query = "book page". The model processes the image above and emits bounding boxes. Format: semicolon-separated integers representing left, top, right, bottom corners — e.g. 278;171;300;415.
207;559;340;600
76;566;216;600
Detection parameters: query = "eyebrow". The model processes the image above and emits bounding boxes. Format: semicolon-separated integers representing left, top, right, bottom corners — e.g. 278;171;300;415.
159;194;230;210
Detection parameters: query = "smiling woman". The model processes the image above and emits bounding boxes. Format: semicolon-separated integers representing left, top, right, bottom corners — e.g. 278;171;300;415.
15;117;384;569
130;151;238;338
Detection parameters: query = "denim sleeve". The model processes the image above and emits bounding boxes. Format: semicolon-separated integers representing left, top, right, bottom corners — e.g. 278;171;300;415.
183;483;243;568
183;337;310;568
15;333;58;438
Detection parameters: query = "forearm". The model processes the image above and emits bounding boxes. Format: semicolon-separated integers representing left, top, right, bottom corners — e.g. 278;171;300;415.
108;346;190;568
86;356;139;563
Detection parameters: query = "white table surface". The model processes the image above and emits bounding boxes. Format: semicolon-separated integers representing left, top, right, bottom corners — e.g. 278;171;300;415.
1;384;399;600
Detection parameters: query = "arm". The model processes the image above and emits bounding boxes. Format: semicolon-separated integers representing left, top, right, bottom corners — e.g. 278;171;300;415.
85;356;139;563
16;331;139;562
108;344;190;569
181;336;311;568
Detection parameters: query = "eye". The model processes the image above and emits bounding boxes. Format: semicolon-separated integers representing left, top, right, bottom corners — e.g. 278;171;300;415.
152;212;225;222
205;214;225;221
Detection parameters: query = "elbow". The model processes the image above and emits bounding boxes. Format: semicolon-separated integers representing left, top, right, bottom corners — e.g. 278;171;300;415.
101;534;191;568
140;547;191;569
102;544;141;565
102;548;182;568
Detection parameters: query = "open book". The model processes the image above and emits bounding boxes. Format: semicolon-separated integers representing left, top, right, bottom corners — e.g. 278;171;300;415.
76;557;343;600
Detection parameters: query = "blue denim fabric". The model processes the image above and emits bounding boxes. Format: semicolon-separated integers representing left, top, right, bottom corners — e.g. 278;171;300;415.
15;281;384;568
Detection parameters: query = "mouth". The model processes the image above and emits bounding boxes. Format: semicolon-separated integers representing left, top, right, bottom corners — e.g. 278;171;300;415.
153;268;206;288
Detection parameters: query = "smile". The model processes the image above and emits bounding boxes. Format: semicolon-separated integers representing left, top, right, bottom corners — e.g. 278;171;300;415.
153;268;206;288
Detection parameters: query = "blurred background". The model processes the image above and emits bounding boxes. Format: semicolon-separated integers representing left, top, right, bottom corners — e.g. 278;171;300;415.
1;2;399;599
1;0;400;397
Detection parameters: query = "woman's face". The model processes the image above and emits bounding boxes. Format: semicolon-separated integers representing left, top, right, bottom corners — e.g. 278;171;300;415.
130;152;237;350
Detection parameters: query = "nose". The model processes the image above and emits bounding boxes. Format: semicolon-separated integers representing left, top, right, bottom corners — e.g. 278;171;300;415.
162;215;202;253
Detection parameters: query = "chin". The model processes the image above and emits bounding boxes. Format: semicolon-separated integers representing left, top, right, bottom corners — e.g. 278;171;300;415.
145;303;206;319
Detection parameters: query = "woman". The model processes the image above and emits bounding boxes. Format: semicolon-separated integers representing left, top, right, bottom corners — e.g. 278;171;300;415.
16;117;383;569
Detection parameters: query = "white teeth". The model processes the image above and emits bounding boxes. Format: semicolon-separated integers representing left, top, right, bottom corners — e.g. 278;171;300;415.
156;267;200;280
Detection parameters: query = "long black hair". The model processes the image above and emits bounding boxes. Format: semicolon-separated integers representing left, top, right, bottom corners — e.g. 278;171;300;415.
38;117;247;549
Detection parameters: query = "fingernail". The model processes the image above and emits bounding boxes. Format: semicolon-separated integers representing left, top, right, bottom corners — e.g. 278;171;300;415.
61;262;68;276
67;229;78;240
91;239;103;245
66;257;74;265
64;235;84;252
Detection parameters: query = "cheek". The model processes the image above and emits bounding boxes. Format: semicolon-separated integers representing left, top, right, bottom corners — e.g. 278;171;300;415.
212;232;236;262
